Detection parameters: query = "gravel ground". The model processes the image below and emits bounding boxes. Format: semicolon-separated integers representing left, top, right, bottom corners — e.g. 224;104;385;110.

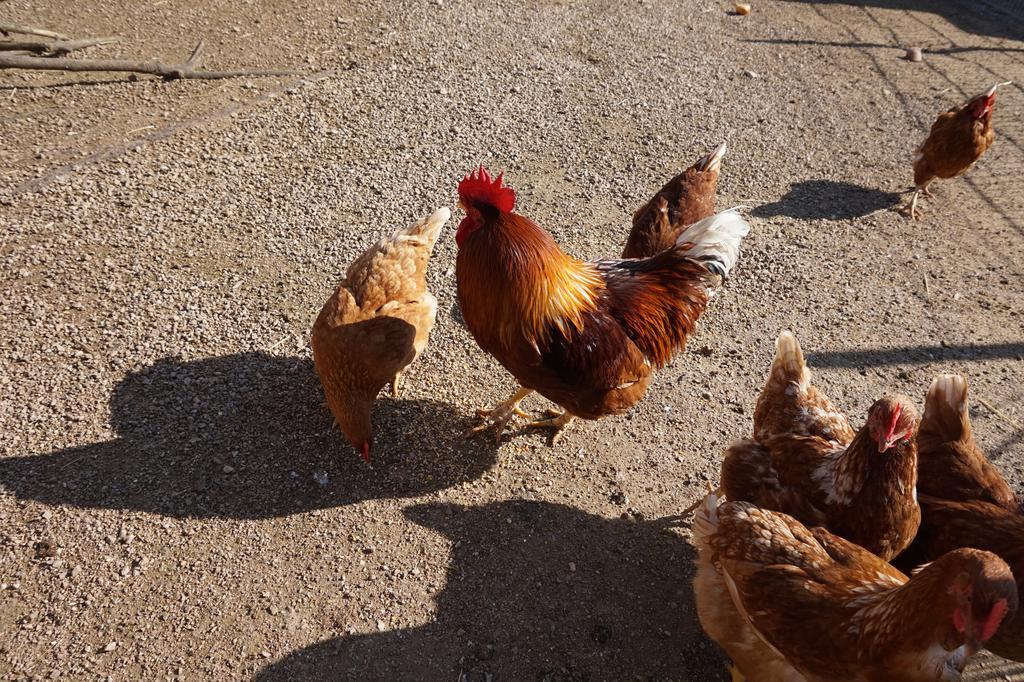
2;0;1023;680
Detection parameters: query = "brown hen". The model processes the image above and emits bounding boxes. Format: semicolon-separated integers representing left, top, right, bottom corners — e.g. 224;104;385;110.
908;82;1010;219
722;331;920;560
906;497;1024;663
917;374;1019;511
693;492;1018;682
623;142;726;258
311;207;450;462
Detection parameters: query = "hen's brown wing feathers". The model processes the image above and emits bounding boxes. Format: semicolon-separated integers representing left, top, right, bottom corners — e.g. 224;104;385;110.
914;107;995;187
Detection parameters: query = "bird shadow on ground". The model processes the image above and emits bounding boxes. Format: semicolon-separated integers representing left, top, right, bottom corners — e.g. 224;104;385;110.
0;352;498;519
752;180;902;221
254;500;722;682
775;0;1024;43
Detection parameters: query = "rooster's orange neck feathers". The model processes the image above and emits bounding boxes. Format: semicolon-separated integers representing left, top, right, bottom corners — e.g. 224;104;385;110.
455;166;602;352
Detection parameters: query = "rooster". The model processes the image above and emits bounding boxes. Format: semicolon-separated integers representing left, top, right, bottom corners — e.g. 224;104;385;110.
907;82;1011;220
311;207;450;462
623;142;726;258
916;374;1019;511
455;166;750;444
692;492;1018;682
721;332;920;560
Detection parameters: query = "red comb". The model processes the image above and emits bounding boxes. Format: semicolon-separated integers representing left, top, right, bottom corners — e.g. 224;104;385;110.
458;165;516;213
982;599;1010;641
884;403;902;440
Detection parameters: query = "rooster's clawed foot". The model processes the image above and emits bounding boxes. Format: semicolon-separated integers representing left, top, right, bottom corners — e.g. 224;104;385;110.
525;409;575;447
464;387;534;442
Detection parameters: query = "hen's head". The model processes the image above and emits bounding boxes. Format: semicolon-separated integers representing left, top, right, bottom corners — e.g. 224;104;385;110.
456;165;516;247
865;395;919;453
944;549;1018;655
966;82;1010;122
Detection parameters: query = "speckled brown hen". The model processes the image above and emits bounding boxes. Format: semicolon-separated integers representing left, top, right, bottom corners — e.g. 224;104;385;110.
906;497;1024;663
721;331;920;560
692;492;1018;682
907;82;1010;220
311;207;450;463
623;142;726;258
916;374;1019;511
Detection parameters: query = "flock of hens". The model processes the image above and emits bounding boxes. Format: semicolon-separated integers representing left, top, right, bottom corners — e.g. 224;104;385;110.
310;82;1018;680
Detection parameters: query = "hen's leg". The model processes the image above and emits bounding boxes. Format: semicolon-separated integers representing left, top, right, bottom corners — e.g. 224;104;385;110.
389;372;402;397
525;408;575;447
906;180;935;220
729;664;746;682
907;189;924;220
465;387;533;442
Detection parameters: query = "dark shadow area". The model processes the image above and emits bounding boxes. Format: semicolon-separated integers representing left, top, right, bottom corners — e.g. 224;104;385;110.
745;38;1024;55
776;0;1024;43
751;180;901;221
255;500;720;681
808;341;1024;368
0;353;498;519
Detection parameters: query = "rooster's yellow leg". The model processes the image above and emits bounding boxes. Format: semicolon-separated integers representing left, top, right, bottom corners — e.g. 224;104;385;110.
465;387;533;442
729;663;746;682
525;408;575;447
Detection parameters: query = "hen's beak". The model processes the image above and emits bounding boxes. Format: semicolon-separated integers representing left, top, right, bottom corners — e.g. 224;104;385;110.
964;637;982;660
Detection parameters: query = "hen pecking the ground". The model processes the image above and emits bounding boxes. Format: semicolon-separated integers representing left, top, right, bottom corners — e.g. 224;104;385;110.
311;207;450;463
692;491;1018;682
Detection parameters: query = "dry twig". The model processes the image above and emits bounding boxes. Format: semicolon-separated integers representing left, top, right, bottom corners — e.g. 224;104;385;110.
0;22;70;40
0;36;118;56
977;396;1022;431
0;39;296;80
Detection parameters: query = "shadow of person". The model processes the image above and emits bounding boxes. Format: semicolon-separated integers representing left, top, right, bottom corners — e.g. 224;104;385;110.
0;352;497;519
752;180;902;221
255;500;724;681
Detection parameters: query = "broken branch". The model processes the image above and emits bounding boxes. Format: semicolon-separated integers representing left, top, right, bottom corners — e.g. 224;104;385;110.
0;36;119;56
0;23;70;41
0;44;297;80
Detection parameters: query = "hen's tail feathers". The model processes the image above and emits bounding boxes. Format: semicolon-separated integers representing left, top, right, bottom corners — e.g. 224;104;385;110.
675;207;750;279
922;374;969;443
399;206;451;249
692;488;722;548
771;331;811;393
694;142;728;173
925;374;969;418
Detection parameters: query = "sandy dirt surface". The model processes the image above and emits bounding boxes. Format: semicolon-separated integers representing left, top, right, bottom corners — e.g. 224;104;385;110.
2;0;1023;679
